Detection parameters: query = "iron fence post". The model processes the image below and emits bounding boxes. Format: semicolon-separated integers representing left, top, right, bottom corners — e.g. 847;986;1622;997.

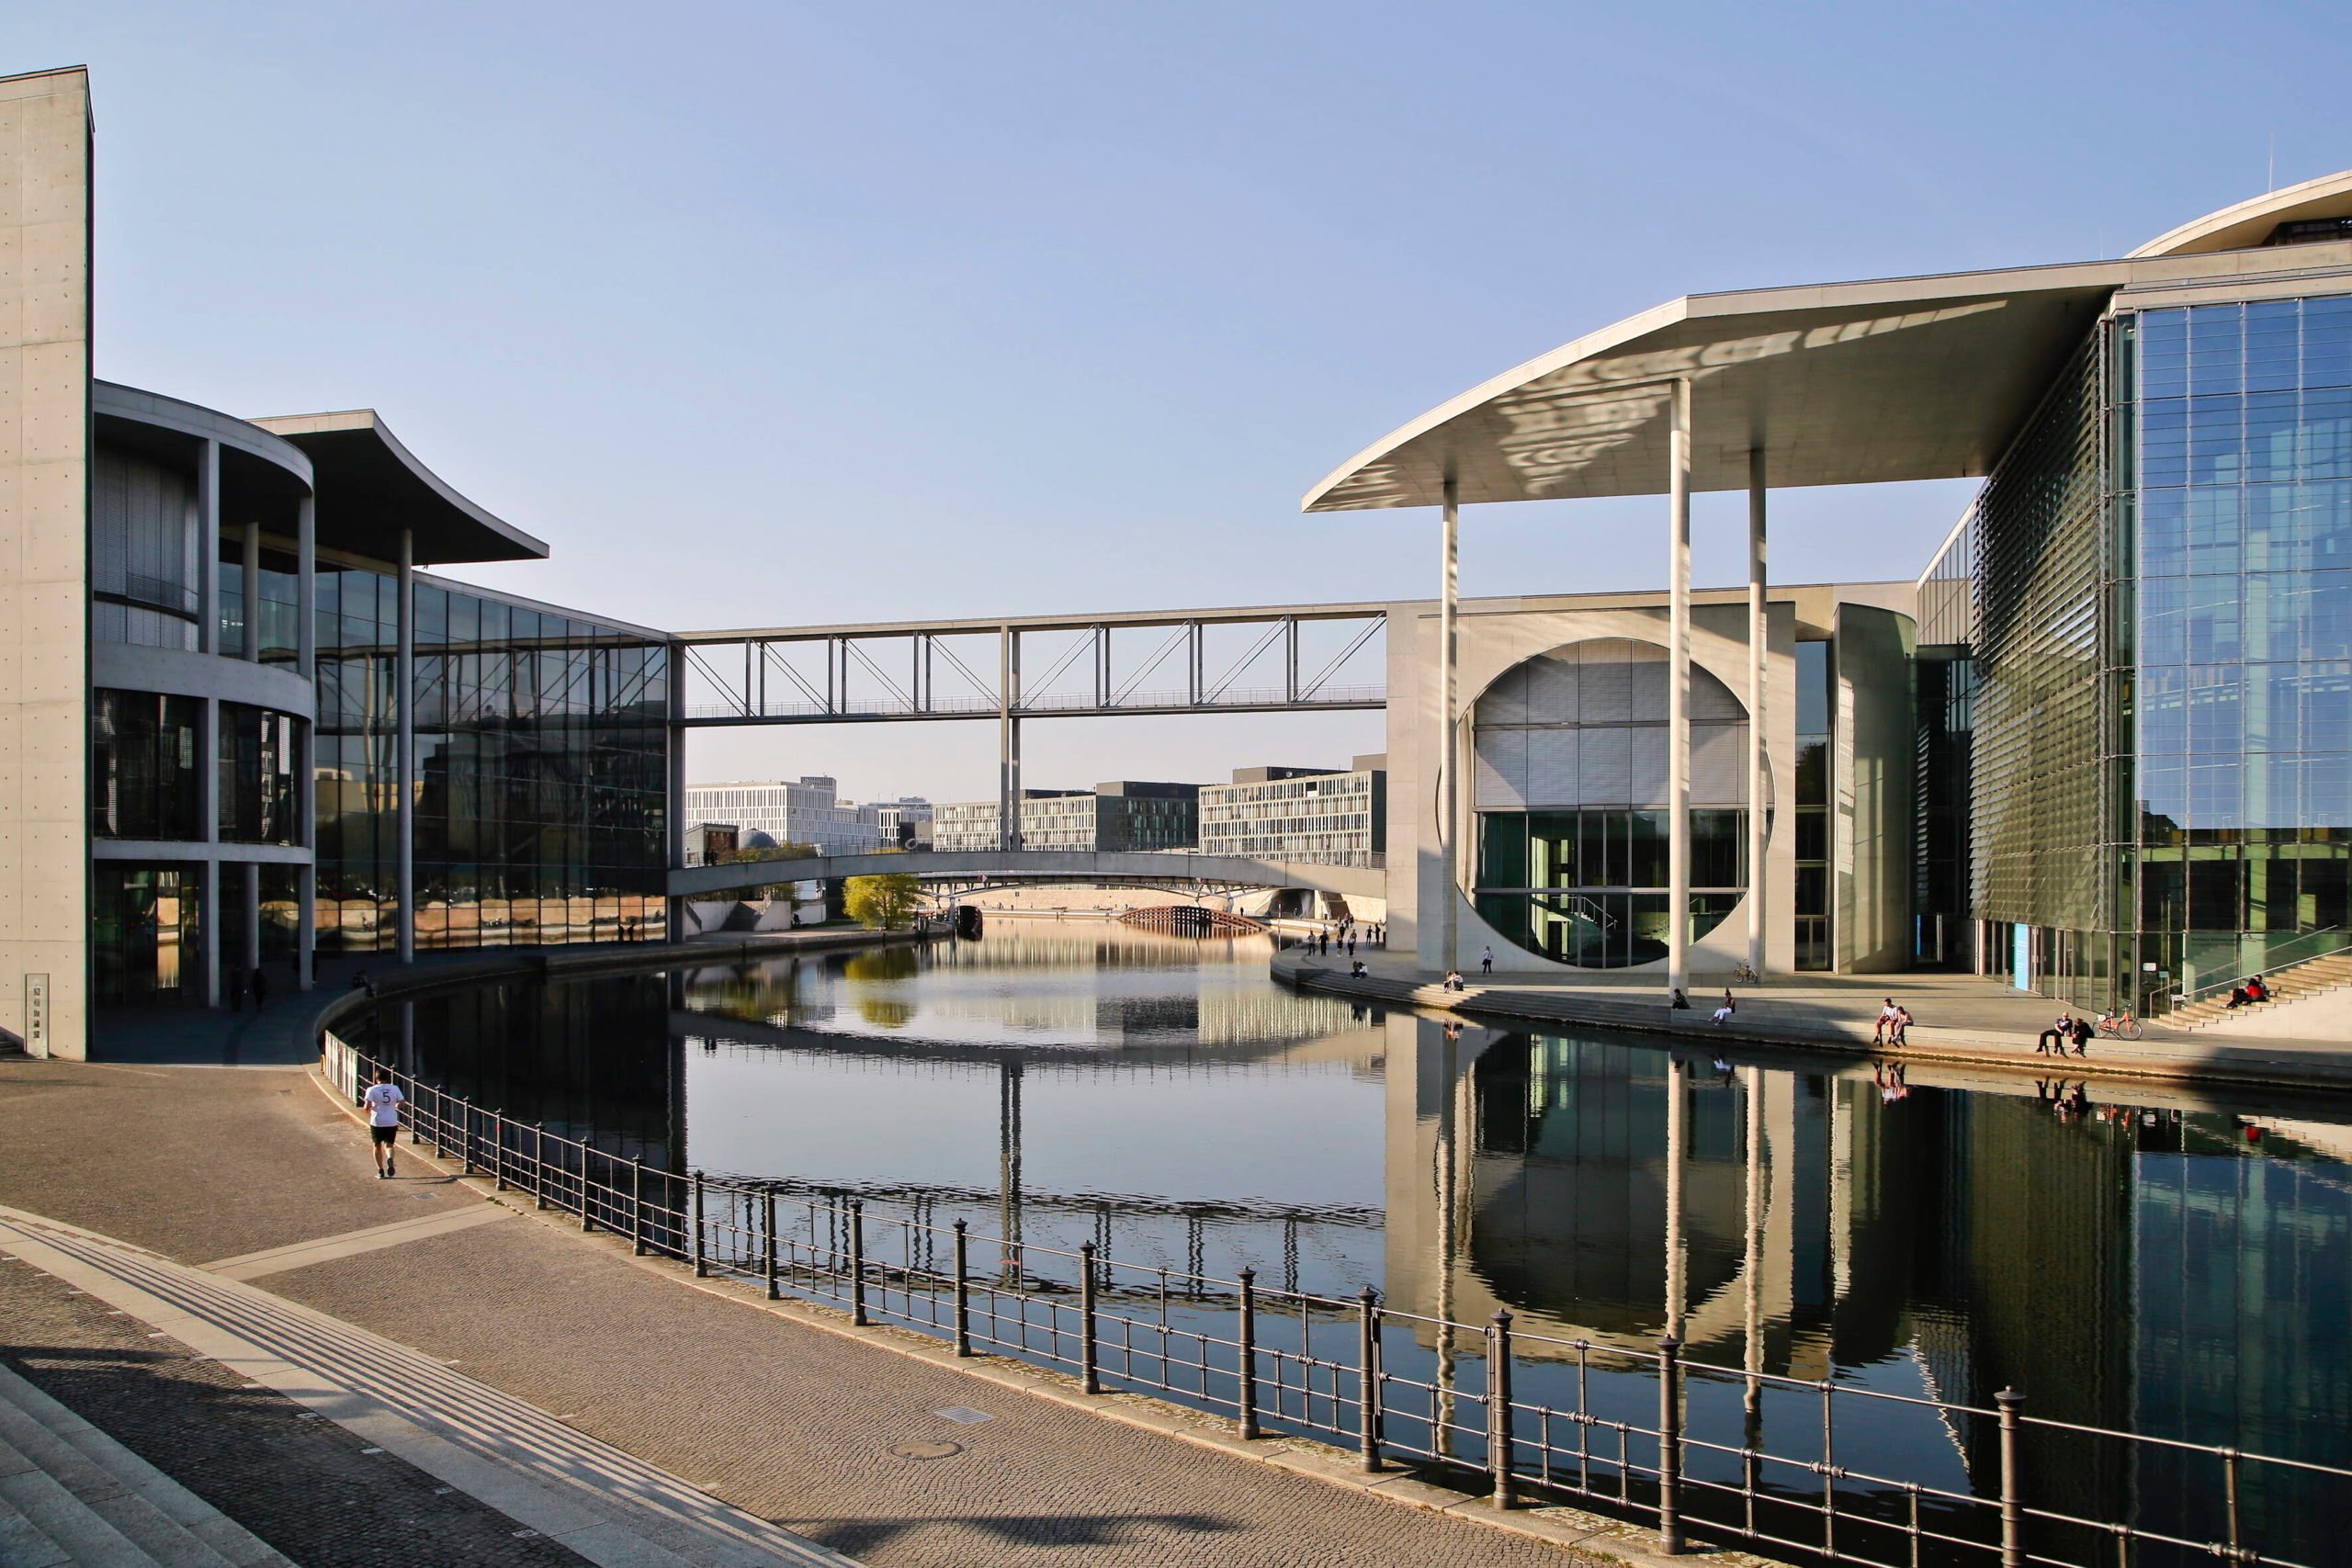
1237;1268;1260;1439
850;1201;868;1325
631;1158;646;1255
434;1086;448;1156
1657;1334;1684;1551
533;1123;548;1209
2222;1447;2242;1562
581;1146;595;1233
1996;1388;2025;1568
492;1110;506;1190
691;1169;707;1277
1490;1310;1517;1511
952;1220;971;1355
763;1188;780;1300
1080;1241;1101;1393
460;1099;475;1175
1358;1286;1383;1473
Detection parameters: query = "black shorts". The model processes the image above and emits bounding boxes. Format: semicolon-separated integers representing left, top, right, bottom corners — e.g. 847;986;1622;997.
370;1124;400;1145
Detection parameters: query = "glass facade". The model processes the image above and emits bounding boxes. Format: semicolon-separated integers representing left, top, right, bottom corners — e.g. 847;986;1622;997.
2129;296;2352;999
1792;641;1832;969
90;864;199;1007
90;446;200;650
1473;639;1752;967
90;689;203;840
313;566;672;952
217;702;300;845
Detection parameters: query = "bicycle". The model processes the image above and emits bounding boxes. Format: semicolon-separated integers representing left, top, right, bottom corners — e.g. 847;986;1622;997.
2097;1010;2144;1041
1732;961;1762;986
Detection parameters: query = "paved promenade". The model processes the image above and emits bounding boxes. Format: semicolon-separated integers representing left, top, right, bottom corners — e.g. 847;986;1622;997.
1277;949;2352;1090
0;1057;1663;1568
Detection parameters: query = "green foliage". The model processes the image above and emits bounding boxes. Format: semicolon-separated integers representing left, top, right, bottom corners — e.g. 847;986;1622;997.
843;873;923;931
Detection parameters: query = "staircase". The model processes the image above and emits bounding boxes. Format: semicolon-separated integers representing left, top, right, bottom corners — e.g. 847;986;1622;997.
2166;948;2352;1031
0;1360;294;1567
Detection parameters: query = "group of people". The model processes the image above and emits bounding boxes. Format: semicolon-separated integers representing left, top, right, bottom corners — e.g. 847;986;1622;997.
2224;974;2270;1009
222;963;273;1012
1873;998;1914;1045
2036;1010;2096;1056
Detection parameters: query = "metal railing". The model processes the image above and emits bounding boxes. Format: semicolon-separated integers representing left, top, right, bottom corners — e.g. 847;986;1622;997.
2170;927;2348;1011
323;1032;2346;1568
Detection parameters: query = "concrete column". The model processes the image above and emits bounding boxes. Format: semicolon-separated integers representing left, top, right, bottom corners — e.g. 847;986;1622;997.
1741;1064;1764;1443
1747;448;1768;978
198;440;220;655
1439;477;1461;975
296;493;316;991
998;626;1022;852
1668;379;1692;998
198;695;220;1009
396;529;415;964
242;523;261;660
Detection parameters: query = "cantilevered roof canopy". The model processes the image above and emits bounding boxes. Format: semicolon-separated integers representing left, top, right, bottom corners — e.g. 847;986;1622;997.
1305;175;2352;513
1303;260;2130;511
251;409;548;565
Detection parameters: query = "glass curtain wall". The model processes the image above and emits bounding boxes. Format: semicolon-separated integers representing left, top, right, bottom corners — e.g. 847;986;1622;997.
2130;296;2352;1002
90;864;200;1007
1969;333;2114;1008
90;447;200;650
312;565;671;952
89;690;203;840
1793;641;1833;969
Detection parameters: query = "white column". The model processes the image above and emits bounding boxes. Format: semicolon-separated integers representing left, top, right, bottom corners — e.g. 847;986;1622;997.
1440;476;1461;975
296;493;316;990
999;626;1022;852
1668;379;1692;999
1747;447;1768;978
396;529;415;964
242;523;261;660
198;438;222;1005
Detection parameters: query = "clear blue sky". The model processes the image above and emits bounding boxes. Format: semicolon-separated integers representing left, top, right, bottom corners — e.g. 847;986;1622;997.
14;2;2343;800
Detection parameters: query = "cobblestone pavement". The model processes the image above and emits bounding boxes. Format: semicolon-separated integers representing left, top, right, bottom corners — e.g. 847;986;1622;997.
1;1059;1593;1567
0;1248;593;1567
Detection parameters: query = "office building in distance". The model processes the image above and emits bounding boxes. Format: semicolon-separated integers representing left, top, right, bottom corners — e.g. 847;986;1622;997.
681;778;882;856
932;783;1200;853
1199;758;1387;866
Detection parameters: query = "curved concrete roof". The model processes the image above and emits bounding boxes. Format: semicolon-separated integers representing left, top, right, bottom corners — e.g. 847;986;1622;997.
1306;175;2352;513
250;409;548;565
1303;259;2129;511
2132;167;2352;258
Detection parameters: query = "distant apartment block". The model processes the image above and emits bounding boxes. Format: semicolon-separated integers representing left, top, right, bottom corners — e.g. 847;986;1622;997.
860;796;934;848
933;783;1200;852
684;777;881;855
1200;758;1386;866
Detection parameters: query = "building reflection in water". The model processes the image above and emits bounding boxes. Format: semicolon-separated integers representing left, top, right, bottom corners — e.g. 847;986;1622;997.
1387;1014;2352;1555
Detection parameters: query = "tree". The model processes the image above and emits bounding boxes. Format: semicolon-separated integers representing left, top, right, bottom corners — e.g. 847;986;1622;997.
843;873;922;931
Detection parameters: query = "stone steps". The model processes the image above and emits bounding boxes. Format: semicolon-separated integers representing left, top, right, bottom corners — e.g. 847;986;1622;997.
2168;951;2352;1030
0;1359;294;1568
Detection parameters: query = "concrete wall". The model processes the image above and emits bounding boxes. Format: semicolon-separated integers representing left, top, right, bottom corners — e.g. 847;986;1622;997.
0;70;91;1058
1833;604;1917;973
1384;590;1802;976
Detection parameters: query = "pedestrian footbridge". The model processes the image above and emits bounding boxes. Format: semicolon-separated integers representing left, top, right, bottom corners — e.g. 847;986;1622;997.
666;850;1384;902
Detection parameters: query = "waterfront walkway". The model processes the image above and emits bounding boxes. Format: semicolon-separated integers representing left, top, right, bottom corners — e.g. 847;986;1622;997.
0;1056;1661;1568
1279;950;2352;1090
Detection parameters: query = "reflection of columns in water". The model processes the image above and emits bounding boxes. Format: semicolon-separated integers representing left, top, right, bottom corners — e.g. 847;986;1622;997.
1665;1055;1688;1339
1433;1025;1464;1458
999;1055;1024;1281
1742;1065;1765;1447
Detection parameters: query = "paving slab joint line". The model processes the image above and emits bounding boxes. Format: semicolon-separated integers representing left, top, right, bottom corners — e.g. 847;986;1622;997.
0;1212;861;1568
304;1062;1787;1568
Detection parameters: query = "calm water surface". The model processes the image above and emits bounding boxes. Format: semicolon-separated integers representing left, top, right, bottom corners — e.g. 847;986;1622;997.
359;924;2352;1563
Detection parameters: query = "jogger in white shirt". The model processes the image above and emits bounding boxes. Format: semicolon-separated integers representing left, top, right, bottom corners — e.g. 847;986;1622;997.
362;1068;404;1179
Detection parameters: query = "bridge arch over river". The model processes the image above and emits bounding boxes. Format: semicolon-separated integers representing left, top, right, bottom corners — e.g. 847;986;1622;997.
665;849;1384;904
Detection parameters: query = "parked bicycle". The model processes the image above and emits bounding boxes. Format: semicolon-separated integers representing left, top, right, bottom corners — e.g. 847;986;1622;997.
2097;1009;2144;1040
1732;960;1762;986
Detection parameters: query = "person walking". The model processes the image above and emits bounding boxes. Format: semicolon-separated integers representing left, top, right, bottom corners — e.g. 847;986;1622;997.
362;1068;404;1179
1348;934;1357;958
227;966;246;1011
1480;945;1494;976
249;965;268;1012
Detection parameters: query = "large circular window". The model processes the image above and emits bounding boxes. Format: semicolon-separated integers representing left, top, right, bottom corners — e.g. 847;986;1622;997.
1472;638;1758;968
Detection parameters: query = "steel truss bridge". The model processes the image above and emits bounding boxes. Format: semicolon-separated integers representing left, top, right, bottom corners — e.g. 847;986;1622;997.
671;602;1387;727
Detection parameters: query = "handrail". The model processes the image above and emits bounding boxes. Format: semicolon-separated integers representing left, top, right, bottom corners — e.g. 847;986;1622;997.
322;1030;2349;1568
2173;927;2348;1010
